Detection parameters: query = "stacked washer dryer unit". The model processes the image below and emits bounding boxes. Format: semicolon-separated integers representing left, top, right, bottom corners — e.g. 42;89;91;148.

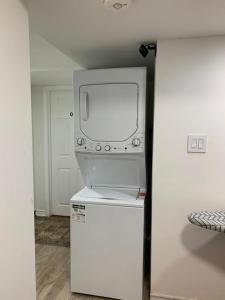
71;67;146;300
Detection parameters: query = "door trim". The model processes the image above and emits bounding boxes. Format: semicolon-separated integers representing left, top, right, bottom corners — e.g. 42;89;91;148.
43;86;73;216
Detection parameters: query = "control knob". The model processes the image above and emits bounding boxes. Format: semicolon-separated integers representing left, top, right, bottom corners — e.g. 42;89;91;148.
77;138;84;146
132;138;141;147
96;145;101;151
105;145;111;151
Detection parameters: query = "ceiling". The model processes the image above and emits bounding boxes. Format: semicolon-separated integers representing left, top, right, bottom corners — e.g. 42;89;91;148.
29;0;225;70
30;33;82;85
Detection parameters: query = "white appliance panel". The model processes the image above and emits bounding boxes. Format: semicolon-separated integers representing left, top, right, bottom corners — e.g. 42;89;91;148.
70;199;144;300
76;152;146;189
80;83;138;142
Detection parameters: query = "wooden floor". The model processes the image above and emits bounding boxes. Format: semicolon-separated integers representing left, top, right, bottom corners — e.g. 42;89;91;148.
36;243;149;300
36;243;114;300
35;216;70;247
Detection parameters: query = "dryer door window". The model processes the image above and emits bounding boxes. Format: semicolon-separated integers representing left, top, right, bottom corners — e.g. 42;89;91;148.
79;83;138;142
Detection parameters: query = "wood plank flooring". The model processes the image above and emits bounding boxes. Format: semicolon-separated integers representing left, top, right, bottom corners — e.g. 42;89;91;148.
36;243;113;300
35;216;70;247
36;243;149;300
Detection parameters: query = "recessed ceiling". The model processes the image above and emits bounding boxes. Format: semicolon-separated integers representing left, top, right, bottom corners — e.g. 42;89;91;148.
29;0;225;70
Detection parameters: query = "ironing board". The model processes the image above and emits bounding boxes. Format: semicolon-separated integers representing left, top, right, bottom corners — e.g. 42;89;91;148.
188;211;225;233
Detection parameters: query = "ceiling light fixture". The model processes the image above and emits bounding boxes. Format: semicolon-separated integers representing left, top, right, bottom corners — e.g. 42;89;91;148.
103;0;132;11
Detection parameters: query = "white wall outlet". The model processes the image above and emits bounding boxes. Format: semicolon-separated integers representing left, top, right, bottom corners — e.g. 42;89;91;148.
187;135;207;153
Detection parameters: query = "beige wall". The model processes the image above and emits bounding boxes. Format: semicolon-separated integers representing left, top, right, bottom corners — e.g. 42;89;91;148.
0;1;36;299
152;36;225;300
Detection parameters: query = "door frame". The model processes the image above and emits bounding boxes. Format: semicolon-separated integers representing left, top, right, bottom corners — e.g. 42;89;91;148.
42;86;73;216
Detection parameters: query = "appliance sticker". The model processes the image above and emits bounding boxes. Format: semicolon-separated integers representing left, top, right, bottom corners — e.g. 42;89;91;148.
72;204;86;223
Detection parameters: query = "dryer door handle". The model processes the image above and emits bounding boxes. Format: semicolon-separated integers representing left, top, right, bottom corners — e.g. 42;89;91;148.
80;92;89;121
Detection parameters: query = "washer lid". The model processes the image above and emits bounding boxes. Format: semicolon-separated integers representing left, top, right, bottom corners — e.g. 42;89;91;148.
76;152;146;190
80;186;138;200
71;187;144;208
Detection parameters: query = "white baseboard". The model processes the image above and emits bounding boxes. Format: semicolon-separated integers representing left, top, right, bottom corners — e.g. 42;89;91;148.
151;293;199;300
35;209;49;217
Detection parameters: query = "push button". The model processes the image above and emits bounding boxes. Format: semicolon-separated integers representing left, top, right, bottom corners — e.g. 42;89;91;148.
77;138;84;146
96;145;101;151
132;138;141;147
105;145;111;151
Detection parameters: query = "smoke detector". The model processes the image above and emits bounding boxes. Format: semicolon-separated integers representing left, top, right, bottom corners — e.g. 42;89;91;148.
103;0;132;11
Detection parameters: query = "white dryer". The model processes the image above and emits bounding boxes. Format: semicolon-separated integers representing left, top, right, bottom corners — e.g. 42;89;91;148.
71;67;147;300
74;67;146;155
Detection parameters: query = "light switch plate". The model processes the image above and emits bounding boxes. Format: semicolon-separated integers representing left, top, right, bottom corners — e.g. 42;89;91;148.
187;135;207;153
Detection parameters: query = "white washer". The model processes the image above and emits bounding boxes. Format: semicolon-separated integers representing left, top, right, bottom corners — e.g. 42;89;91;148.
71;67;147;300
71;187;144;300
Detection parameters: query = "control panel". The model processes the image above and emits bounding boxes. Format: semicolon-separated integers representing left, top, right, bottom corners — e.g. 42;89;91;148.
75;134;145;154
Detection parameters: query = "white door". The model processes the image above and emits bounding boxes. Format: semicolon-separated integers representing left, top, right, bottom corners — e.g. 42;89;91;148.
50;89;83;216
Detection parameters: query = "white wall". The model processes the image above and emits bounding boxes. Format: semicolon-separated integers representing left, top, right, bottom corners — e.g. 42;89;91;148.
0;1;36;299
30;33;83;86
32;86;48;215
152;36;225;300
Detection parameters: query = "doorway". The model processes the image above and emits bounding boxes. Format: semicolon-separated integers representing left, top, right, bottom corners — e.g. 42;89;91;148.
32;86;84;246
